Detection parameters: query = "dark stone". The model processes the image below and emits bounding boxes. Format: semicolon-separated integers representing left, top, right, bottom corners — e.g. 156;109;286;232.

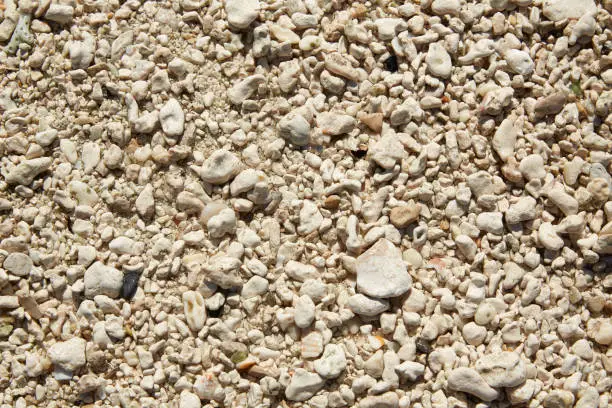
121;271;140;300
384;55;398;72
415;337;432;354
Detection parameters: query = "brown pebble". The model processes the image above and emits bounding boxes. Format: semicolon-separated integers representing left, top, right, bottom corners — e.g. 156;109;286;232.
535;91;567;116
359;112;384;133
389;202;421;228
324;195;341;209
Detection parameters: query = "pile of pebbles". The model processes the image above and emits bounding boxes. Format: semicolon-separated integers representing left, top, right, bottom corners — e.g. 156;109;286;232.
1;0;611;407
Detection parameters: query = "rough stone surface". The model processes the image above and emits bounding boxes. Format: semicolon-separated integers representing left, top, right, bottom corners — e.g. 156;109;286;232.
356;239;412;298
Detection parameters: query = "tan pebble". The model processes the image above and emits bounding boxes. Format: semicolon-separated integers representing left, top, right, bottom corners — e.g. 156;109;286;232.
389;202;421;228
359;112;384;133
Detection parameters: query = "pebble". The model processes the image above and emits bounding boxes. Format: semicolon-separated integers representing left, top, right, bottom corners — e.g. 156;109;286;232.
538;222;565;251
389;202;420;228
179;391;201;408
279;113;311;146
197;149;242;184
504;49;534;76
475;352;526;388
225;0;259;29
241;276;269;299
519;154;546;181
447;367;499;401
120;271;140;300
316;112;356;136
183;291;206;332
295;295;316;328
476;212;504;235
84;262;124;299
285;369;325;401
3;252;32;277
395;361;425;382
159;98;185;137
426;42;452;78
5;157;52;185
542;0;597;21
356;239;412;298
44;4;74;24
492;117;517;162
505;196;537;224
228;74;265;105
48;337;86;375
314;344;347;379
348;294;390;317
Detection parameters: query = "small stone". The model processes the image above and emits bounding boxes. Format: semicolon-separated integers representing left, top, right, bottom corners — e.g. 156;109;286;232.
84;262;124;299
208;208;237;238
356;239;412;298
543;390;575;408
359;392;399;408
538;222;564;251
285;369;325;401
225;0;260;29
575;387;600;408
228;74;265;105
285;261;318;282
542;0;596;22
504;49;534;76
241;276;269;299
314;344;346;379
505;196;537;224
183;291;206;332
455;235;477;261
426;42;452;78
45;4;74;24
159;98;185;137
5;157;52;185
492;118;517;162
109;236;142;255
359;113;384;133
535;92;566;116
198;149;242;184
348;294;390;317
279;113;311;146
395;361;425;382
134;184;155;219
462;322;487;346
3;252;32;277
447;367;499;402
48;337;87;374
476;212;504;235
519;154;546;181
301;332;324;358
475;352;526;388
298;200;323;235
295;295;316;328
121;271;140;300
324;53;360;81
179;391;201;408
508;380;536;405
369;133;405;170
316;112;356;136
0;296;19;309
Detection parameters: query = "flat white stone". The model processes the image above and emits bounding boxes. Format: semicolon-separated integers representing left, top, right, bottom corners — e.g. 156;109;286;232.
314;344;346;379
356;239;412;298
48;337;87;373
285;369;325;401
476;352;526;388
84;262;123;299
